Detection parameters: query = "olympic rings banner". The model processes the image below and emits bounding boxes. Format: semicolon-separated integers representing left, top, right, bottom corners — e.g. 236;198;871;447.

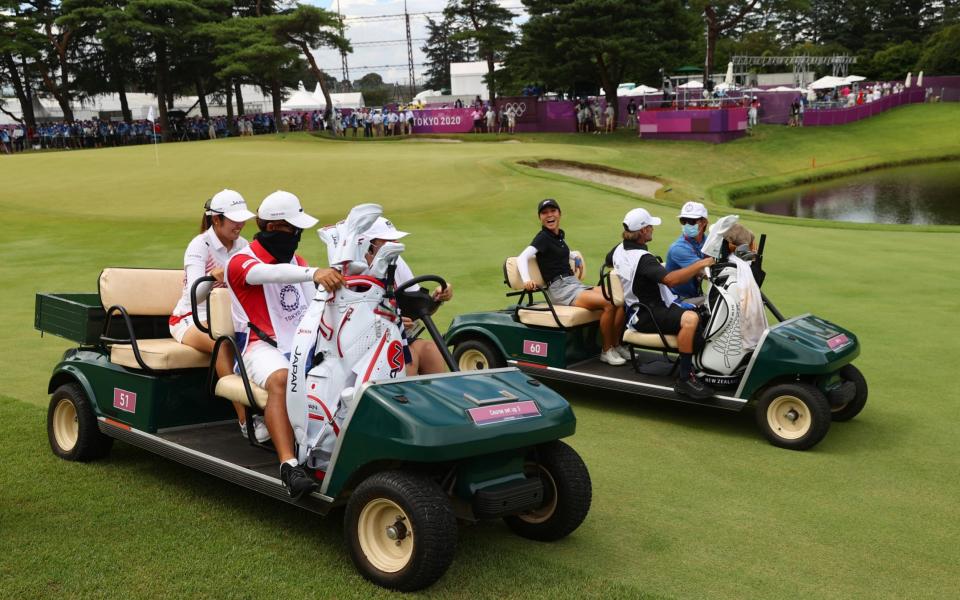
495;97;539;123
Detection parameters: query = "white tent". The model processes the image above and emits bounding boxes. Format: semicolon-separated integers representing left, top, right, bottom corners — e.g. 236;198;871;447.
808;75;847;90
623;84;661;96
282;82;324;110
450;61;502;100
768;85;802;92
842;75;866;84
414;89;440;102
677;80;703;89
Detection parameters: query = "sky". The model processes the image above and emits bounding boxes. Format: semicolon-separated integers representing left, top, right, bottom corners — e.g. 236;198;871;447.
302;0;525;86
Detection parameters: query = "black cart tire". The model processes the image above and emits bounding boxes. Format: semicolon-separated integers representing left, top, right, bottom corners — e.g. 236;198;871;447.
453;338;505;371
755;382;831;451
504;441;591;542
831;364;868;422
47;383;113;461
345;470;457;592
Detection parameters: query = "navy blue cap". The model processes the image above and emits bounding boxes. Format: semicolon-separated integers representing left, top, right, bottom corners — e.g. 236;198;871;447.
537;198;560;213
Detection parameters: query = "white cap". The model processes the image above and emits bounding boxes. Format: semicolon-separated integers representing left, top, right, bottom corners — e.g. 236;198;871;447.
678;201;709;220
364;216;409;241
623;208;661;231
207;189;255;222
257;191;318;229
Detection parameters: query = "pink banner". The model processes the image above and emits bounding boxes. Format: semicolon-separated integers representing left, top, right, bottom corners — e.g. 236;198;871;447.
411;108;476;134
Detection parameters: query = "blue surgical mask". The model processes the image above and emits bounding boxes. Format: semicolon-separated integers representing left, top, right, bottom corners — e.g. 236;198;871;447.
682;224;699;238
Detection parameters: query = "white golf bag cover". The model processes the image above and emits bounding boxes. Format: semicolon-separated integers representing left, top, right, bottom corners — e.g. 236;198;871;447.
698;265;751;374
287;204;408;470
697;214;768;374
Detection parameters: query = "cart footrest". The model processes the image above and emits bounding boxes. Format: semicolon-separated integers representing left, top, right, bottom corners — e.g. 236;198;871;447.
473;477;544;519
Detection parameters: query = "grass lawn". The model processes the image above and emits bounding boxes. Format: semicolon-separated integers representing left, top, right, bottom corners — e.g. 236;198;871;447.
1;103;958;598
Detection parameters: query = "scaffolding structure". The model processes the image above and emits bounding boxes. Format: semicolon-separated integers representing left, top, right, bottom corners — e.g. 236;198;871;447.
336;0;350;85
731;55;858;87
404;0;416;96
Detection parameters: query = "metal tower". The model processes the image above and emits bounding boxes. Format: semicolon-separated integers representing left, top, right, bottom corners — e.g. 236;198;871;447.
405;0;416;97
337;0;350;86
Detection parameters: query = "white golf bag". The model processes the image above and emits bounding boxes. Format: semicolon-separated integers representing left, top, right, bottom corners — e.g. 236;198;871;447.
695;216;768;382
286;204;408;470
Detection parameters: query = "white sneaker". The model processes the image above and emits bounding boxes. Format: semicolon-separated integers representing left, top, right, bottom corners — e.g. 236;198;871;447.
239;415;272;443
615;345;632;360
599;348;627;366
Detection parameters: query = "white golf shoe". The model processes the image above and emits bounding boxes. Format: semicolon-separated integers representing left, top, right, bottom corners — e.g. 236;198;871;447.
599;348;627;366
240;415;271;443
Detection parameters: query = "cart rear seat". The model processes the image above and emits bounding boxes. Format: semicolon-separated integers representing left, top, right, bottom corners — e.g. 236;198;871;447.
606;268;678;350
504;253;602;328
99;268;210;370
207;288;268;410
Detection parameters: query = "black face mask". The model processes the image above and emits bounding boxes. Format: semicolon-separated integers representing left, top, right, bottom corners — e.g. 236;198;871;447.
256;229;302;263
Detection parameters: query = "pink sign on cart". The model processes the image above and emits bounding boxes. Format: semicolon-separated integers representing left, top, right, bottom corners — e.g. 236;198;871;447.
827;334;850;350
467;400;541;426
113;388;137;413
522;340;549;357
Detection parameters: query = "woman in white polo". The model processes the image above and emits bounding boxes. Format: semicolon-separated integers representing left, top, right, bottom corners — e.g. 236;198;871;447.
168;189;266;441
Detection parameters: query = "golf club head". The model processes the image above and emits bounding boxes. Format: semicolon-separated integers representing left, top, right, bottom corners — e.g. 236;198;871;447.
734;244;758;261
367;241;405;279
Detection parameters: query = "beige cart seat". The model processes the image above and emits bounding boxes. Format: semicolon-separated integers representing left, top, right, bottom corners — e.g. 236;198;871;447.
99;268;210;370
206;288;268;409
606;268;679;350
504;251;602;328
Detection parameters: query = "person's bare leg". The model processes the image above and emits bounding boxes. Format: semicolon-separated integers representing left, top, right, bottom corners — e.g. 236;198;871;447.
410;339;447;375
676;310;699;353
573;288;617;350
263;369;295;463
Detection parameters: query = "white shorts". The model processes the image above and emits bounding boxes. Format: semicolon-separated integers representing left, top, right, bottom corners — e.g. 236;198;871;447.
242;340;289;388
169;318;192;343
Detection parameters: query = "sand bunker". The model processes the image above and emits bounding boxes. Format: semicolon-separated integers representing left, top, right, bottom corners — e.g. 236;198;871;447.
531;160;663;198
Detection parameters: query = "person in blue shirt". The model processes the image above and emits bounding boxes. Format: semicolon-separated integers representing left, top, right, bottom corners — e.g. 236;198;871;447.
665;201;710;300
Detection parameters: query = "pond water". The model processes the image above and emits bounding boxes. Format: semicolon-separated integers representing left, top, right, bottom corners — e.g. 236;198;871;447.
740;162;960;225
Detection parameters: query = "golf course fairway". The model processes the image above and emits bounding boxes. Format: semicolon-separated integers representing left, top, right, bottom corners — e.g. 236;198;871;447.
1;103;957;599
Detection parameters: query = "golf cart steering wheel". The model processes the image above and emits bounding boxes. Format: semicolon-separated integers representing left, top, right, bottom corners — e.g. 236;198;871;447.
395;275;448;320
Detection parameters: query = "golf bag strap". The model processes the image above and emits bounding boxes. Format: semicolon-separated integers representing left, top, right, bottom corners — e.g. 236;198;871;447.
247;322;278;348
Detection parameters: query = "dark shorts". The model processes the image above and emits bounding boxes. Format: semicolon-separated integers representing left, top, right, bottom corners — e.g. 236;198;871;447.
629;303;686;335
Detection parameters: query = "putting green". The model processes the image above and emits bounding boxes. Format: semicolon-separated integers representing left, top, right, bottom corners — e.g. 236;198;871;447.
1;104;958;598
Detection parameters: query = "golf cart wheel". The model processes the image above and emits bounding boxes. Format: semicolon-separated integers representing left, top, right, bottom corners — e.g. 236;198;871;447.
755;383;831;451
453;338;505;371
47;383;113;462
345;470;457;592
504;441;592;542
831;364;868;422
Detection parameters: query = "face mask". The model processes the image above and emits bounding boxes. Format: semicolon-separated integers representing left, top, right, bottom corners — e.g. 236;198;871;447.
682;223;700;238
256;228;302;263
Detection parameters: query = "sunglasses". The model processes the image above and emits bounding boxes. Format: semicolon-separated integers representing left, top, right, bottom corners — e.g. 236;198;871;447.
679;218;700;225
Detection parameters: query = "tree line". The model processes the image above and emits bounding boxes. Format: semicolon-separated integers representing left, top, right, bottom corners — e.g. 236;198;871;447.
421;0;960;121
3;1;959;138
0;0;348;139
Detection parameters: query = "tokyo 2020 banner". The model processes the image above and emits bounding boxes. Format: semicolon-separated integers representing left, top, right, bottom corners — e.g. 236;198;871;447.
411;109;475;134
